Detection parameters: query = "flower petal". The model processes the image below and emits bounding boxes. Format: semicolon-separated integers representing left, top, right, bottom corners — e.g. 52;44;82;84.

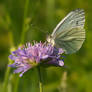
59;60;64;66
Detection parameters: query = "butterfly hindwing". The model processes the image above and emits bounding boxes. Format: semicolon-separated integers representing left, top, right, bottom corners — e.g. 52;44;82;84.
55;27;85;54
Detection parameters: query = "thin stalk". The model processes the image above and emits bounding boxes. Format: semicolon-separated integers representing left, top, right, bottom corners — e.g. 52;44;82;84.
38;67;43;92
21;0;29;44
46;0;55;27
13;75;20;92
3;61;11;92
60;71;67;92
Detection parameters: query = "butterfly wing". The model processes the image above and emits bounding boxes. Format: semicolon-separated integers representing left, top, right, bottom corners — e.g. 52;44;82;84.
51;9;85;54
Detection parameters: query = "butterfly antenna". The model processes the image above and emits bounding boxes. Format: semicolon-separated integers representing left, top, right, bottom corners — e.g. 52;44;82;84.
30;23;50;35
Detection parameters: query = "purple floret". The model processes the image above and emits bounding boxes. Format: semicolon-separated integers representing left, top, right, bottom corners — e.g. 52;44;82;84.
8;42;64;77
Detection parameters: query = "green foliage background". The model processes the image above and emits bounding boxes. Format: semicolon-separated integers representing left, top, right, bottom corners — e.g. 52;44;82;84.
0;0;92;92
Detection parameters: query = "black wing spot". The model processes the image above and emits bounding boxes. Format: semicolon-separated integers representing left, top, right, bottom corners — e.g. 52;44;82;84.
76;21;78;25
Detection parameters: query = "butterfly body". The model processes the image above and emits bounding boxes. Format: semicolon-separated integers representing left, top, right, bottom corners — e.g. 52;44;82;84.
47;36;55;46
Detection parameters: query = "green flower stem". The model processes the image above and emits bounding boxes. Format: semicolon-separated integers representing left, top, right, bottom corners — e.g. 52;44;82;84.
21;0;29;44
38;67;43;92
14;75;20;92
3;60;12;92
60;71;67;92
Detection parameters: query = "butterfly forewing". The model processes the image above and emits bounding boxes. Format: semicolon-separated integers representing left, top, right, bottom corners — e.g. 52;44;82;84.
50;9;85;54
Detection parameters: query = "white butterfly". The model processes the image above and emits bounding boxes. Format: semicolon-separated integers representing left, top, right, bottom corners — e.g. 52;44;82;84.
47;9;85;54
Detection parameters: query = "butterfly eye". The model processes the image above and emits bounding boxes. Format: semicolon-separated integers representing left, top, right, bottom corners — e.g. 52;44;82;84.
47;36;51;43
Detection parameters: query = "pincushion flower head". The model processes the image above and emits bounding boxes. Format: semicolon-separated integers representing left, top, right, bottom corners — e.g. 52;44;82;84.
8;9;85;77
9;42;64;77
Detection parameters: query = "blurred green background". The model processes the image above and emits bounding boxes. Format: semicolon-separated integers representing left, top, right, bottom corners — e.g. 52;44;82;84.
0;0;92;92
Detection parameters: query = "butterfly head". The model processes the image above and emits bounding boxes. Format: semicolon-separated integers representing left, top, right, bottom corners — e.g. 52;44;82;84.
46;35;55;46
